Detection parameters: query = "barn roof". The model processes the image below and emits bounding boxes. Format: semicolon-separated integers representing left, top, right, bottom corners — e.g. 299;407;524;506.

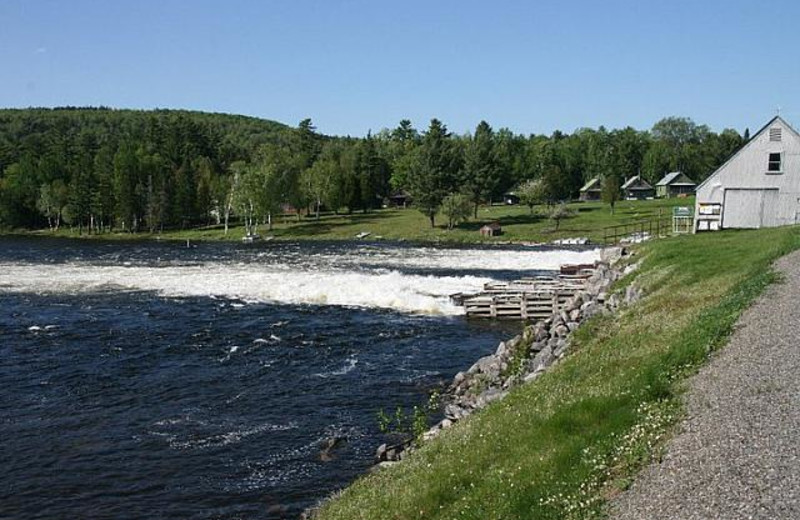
656;171;696;186
580;177;601;192
696;115;800;192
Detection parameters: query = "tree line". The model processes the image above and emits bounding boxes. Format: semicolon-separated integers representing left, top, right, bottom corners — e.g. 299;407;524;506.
0;107;746;232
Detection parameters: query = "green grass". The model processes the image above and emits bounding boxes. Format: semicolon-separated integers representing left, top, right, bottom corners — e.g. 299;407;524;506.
312;226;800;520
13;197;694;244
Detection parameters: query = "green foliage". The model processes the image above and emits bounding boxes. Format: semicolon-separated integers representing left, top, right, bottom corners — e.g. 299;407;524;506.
517;178;545;214
440;191;473;230
602;174;621;214
376;390;443;440
315;227;800;520
463;121;500;216
407;119;460;227
546;201;574;231
0;108;744;237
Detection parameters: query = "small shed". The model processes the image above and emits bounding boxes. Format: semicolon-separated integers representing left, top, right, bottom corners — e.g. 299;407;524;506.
579;177;602;201
503;193;520;205
656;171;696;198
479;222;502;237
621;175;655;200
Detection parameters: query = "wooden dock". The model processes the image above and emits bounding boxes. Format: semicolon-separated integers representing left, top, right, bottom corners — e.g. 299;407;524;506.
459;263;596;320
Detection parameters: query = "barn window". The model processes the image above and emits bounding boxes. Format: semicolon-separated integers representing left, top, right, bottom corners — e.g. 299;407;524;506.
769;127;782;142
767;152;782;173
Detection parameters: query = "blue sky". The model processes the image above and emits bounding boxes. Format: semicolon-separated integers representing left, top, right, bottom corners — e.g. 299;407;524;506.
1;0;798;136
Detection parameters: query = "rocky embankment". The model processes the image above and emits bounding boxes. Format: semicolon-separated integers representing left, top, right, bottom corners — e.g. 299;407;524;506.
376;246;640;463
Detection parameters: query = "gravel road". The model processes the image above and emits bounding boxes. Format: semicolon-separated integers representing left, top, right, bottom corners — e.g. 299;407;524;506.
611;250;800;520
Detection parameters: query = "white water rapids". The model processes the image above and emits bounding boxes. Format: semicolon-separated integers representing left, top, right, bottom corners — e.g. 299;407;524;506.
0;245;601;315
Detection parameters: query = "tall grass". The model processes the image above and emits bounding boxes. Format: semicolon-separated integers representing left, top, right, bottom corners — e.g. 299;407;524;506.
314;227;800;520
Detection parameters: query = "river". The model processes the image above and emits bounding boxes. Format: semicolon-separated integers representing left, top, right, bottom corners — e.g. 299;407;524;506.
0;236;599;519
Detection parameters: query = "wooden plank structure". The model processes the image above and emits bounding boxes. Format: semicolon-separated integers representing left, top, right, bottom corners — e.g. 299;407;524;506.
458;263;597;320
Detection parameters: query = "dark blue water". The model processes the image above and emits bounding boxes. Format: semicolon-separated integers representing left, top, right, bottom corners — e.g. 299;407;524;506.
0;237;537;519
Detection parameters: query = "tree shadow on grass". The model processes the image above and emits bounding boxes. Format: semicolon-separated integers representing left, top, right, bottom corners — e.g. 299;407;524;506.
453;212;547;232
274;211;396;238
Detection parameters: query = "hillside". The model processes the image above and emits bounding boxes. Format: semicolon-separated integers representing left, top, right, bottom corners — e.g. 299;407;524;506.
0;107;300;230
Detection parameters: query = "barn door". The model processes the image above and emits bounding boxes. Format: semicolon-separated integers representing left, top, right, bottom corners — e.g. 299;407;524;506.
723;189;777;229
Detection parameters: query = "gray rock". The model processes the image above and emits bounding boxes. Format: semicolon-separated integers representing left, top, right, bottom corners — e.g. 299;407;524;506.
554;339;570;358
476;388;507;408
468;355;500;378
530;340;546;353
523;370;541;383
581;301;599;318
534;324;549;341
495;341;507;358
530;344;555;373
569;309;582;322
422;428;440;442
375;443;388;461
444;403;469;421
554;324;569;337
453;371;466;386
567;321;580;332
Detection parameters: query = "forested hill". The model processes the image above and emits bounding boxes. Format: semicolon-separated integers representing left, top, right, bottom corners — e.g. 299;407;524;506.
0;107;746;234
0;107;304;230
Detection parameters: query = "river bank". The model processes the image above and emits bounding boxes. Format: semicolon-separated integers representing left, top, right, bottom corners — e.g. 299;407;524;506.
312;226;800;520
0;197;692;246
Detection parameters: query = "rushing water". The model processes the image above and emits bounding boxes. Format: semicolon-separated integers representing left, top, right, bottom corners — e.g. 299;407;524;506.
0;237;599;519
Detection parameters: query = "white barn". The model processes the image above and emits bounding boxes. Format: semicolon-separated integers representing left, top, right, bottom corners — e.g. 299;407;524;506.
695;116;800;231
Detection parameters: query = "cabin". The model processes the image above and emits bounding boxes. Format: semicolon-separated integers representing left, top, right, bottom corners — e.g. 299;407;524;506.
388;190;412;208
479;222;502;237
503;193;520;205
695;115;800;232
579;177;602;201
621;176;655;200
655;171;696;198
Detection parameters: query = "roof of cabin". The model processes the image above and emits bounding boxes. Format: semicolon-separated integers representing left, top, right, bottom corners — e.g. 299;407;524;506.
580;177;601;191
655;171;695;186
621;175;654;190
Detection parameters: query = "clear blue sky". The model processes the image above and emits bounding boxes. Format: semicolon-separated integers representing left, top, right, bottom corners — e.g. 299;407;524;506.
2;0;798;136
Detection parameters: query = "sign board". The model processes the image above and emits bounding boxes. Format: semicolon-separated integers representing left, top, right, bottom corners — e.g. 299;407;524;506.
673;206;693;217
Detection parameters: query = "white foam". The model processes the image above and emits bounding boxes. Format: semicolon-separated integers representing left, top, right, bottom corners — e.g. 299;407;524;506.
0;247;600;315
314;356;358;378
347;246;602;272
0;262;489;315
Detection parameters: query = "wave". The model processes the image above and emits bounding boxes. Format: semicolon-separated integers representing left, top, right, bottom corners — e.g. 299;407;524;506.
0;263;490;315
0;247;600;315
313;356;358;378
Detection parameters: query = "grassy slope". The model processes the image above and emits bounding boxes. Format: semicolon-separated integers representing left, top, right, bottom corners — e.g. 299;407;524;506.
22;197;694;244
314;226;800;520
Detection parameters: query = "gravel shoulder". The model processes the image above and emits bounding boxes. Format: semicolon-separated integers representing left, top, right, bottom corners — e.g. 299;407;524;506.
611;249;800;519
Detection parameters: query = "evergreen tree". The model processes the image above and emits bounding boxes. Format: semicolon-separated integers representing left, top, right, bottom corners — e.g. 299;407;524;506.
407;119;459;228
463;121;499;217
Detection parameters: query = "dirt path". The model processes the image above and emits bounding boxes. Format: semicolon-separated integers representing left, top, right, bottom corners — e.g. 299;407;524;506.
611;250;800;519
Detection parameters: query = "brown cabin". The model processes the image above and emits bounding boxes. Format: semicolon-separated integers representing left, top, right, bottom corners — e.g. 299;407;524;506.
480;222;502;237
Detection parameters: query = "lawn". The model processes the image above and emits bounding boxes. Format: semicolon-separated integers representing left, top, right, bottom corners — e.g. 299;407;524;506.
312;225;800;520
20;197;695;244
